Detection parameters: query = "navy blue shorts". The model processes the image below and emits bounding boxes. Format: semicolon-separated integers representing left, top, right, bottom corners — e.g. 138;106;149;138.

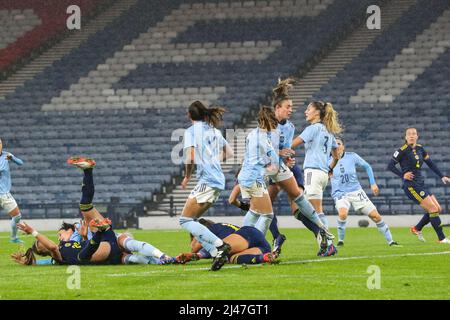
290;164;304;189
402;181;431;205
101;228;123;265
235;226;271;254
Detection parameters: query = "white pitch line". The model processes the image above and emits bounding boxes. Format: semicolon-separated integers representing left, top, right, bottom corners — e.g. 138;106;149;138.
106;250;450;277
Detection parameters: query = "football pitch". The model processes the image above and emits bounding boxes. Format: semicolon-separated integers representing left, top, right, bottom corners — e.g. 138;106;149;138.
1;226;449;300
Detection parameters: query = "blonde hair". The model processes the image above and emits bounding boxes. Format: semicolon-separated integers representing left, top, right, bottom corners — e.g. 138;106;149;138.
310;101;343;135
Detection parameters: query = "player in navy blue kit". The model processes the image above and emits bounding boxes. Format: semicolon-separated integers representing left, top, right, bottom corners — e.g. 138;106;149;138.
388;128;450;243
13;157;175;265
176;219;277;269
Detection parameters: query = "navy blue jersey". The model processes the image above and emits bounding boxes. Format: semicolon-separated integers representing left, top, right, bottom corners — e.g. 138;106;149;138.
208;223;240;239
392;144;429;185
57;240;88;265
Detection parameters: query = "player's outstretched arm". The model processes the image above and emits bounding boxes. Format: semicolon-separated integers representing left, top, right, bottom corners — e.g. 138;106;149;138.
17;222;62;261
6;153;24;166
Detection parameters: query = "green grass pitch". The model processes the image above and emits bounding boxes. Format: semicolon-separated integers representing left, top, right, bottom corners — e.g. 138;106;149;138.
1;226;449;300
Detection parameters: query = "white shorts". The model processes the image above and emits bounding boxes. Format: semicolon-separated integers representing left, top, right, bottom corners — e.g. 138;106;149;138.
304;168;329;200
239;181;269;199
334;189;377;215
268;161;294;183
188;183;221;204
0;193;18;213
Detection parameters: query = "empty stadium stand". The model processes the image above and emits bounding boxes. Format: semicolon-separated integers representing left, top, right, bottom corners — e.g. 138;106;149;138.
0;0;448;219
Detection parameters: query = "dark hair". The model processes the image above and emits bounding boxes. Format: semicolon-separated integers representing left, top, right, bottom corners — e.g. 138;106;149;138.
404;127;417;143
272;78;294;108
188;101;226;128
198;218;216;227
309;101;343;134
32;240;49;257
258;106;278;131
59;222;76;232
336;136;345;145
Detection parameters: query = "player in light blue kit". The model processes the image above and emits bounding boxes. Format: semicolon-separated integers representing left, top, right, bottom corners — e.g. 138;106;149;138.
267;79;330;256
0;138;24;243
331;137;399;246
292;101;342;230
238;107;279;240
180;101;234;271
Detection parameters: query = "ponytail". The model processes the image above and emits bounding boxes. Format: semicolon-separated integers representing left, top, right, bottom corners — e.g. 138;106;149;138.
310;101;343;135
188;101;226;128
322;102;342;135
258;106;278;131
272;77;295;108
205;106;226;128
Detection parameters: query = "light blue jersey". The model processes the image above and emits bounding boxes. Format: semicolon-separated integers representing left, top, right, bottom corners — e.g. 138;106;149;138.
238;128;279;188
330;152;376;199
184;121;227;190
270;120;295;151
299;123;337;173
0;151;23;195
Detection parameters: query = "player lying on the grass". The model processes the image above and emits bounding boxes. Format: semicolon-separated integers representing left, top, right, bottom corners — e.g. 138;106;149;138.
0;138;25;243
12;217;124;265
12;220;173;265
228;178;336;257
11;157;175;265
388;127;450;243
331;137;399;247
175;218;278;270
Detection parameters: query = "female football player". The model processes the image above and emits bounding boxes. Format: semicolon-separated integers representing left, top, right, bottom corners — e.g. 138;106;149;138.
292;101;343;230
0;138;24;243
179;101;234;269
238;106;279;239
331;138;399;246
266;78;326;255
388;127;450;243
175;218;277;271
12;159;175;265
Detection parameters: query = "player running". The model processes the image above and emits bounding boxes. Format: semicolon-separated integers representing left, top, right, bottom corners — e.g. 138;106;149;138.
331;137;399;246
0;138;25;243
179;101;234;271
292;101;342;230
388;127;450;243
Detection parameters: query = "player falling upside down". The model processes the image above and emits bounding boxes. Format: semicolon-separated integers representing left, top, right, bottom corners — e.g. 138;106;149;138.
12;157;174;265
176;219;278;270
388;127;450;243
180;101;234;271
331;137;399;246
0;138;25;243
